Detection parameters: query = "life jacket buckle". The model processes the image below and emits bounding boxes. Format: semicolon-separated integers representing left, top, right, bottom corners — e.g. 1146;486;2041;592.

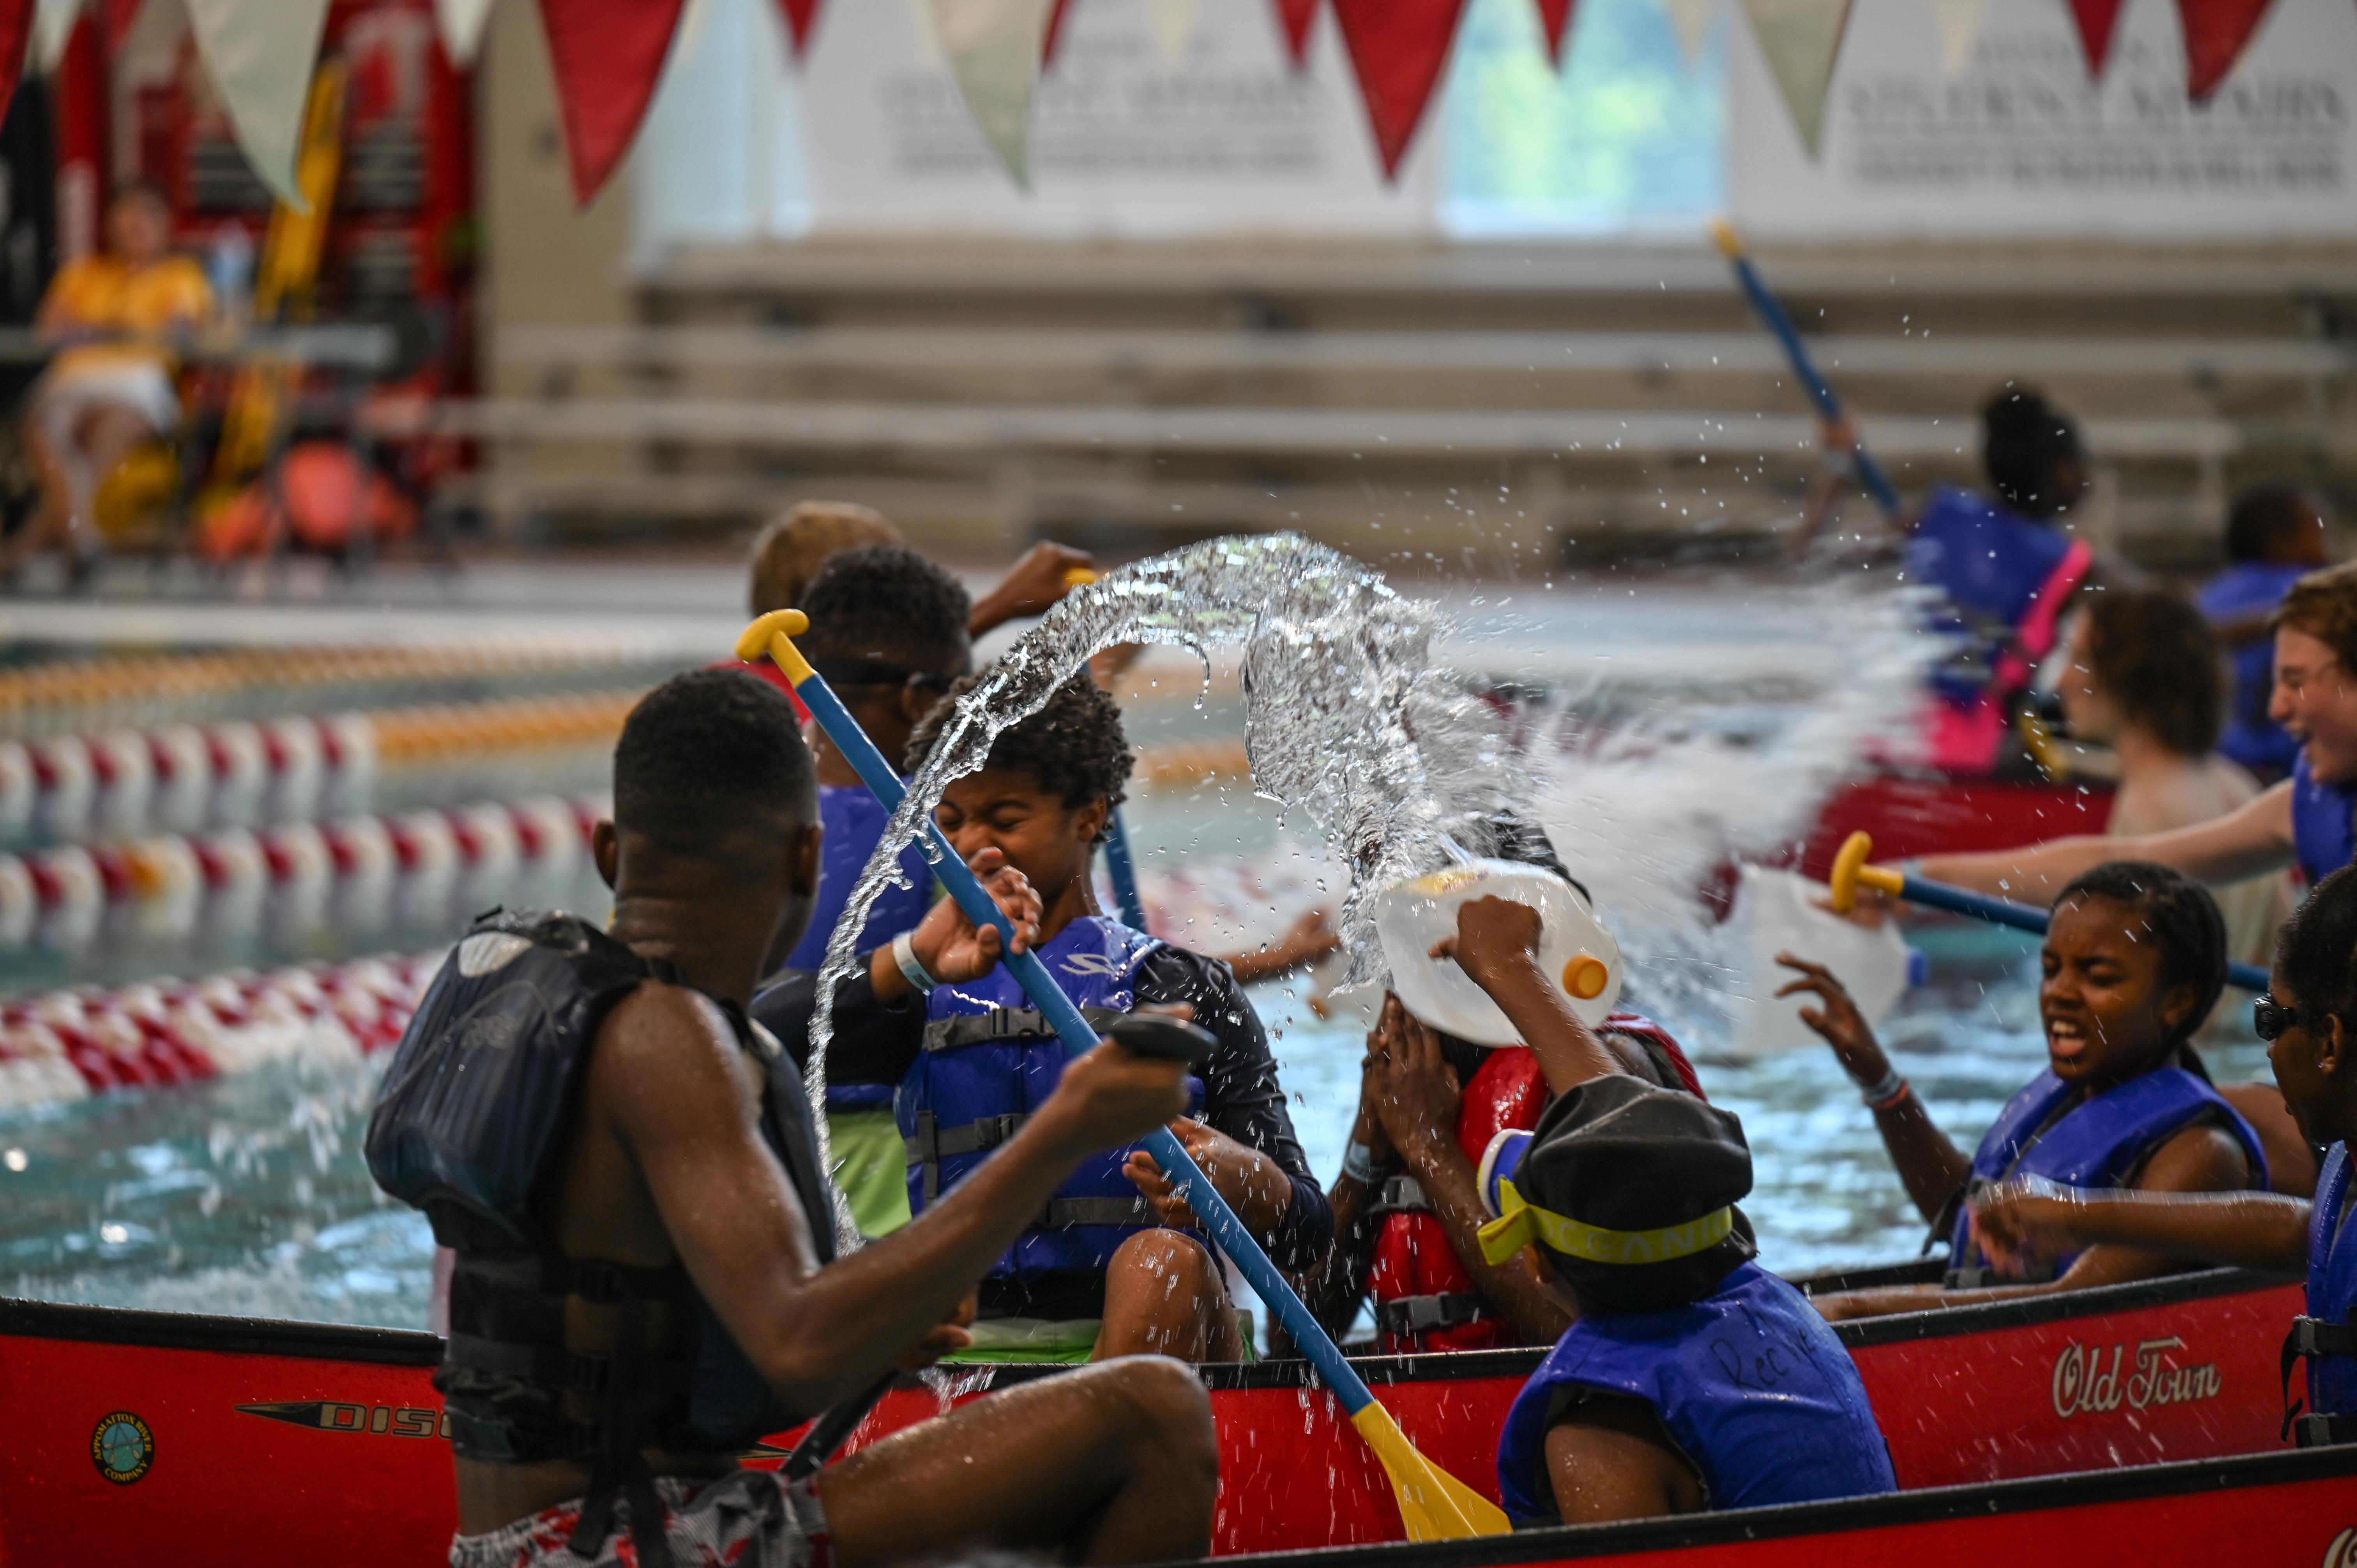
2290;1314;2357;1359
1375;1291;1484;1335
567;1350;613;1396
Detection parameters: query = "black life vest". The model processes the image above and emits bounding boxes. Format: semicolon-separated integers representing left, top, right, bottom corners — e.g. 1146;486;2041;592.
365;909;837;1568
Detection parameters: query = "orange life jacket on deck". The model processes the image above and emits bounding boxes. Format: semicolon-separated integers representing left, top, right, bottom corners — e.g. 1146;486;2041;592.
1365;1013;1701;1354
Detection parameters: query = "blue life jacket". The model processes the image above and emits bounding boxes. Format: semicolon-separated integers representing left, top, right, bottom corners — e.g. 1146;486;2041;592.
899;914;1203;1281
2198;562;2308;778
2293;751;2357;887
366;909;833;1542
1494;1262;1895;1522
1905;485;2090;713
2287;1141;2357;1446
1945;1066;2266;1287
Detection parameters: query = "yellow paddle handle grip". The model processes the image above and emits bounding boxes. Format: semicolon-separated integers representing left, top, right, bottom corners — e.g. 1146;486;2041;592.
1062;567;1098;588
1826;830;1905;914
736;609;815;684
1709;217;1742;259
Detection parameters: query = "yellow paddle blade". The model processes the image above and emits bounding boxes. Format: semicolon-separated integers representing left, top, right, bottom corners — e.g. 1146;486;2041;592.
1348;1402;1512;1542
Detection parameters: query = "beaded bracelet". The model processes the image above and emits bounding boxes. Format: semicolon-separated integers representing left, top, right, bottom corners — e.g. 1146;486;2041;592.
1858;1064;1906;1107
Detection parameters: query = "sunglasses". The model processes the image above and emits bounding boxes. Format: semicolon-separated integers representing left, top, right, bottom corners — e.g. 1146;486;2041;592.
2253;995;2304;1042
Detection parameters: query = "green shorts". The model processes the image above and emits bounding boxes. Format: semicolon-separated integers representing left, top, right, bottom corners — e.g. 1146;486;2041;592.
825;1108;912;1240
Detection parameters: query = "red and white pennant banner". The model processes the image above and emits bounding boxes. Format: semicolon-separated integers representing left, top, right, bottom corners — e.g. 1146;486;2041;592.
23;0;2301;205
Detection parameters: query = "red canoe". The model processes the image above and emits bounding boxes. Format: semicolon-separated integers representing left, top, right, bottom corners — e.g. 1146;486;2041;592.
1800;775;2114;881
0;1261;2308;1564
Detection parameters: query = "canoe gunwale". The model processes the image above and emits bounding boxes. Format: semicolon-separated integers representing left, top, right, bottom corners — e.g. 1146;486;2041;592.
1191;1442;2357;1568
0;1263;2298;1384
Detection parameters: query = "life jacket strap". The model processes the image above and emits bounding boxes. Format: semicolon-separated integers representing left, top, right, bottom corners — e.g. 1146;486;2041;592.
922;1004;1129;1052
2282;1314;2357;1444
1039;1195;1157;1230
1366;1174;1433;1218
1374;1291;1484;1336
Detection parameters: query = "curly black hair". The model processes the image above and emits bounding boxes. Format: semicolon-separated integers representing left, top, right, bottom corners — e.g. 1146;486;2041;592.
1983;388;2083;518
800;545;972;683
905;671;1133;839
2053;860;2227;1065
2225;482;2318;564
615;668;813;856
2275;864;2357;1029
2082;588;2224;759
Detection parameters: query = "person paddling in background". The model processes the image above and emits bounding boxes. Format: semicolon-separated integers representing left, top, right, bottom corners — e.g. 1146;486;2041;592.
809;671;1329;1363
2054;586;2308;1183
1905;388;2097;778
1303;839;1704;1354
2200;483;2333;785
2058;588;2291;974
1782;862;2268;1322
1972;863;2357;1448
369;670;1218;1568
1885;562;2357;915
1429;897;1892;1523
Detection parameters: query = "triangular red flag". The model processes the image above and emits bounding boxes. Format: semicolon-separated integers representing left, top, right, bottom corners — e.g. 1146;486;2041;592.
101;0;142;54
2064;0;2125;76
537;0;686;205
1535;0;1574;63
2178;0;2274;100
1329;0;1466;179
0;0;32;128
1044;0;1075;63
777;0;823;57
1274;0;1318;67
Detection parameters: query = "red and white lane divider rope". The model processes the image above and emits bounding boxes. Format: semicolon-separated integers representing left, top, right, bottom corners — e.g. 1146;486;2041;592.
0;953;438;1111
0;795;605;953
1;689;640;848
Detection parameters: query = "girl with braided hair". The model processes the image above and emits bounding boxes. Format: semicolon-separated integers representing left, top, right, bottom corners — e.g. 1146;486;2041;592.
1778;861;2270;1321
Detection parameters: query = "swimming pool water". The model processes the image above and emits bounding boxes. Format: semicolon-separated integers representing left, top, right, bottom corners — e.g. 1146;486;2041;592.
0;918;2274;1331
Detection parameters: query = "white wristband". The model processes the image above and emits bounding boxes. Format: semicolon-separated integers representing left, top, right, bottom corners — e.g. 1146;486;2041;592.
891;930;938;993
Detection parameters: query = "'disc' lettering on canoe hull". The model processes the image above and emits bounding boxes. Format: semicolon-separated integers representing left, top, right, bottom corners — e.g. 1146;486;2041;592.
2051;1336;2221;1419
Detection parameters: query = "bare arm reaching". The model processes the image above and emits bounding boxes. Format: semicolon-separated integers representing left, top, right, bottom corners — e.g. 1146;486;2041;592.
1914;780;2296;905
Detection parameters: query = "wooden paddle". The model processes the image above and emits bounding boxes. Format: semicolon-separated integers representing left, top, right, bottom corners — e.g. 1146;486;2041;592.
738;608;1512;1542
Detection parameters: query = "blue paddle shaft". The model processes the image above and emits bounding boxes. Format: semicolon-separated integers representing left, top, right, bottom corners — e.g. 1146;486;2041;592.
1104;809;1148;931
1896;873;2267;992
1724;251;1903;518
790;667;1381;1415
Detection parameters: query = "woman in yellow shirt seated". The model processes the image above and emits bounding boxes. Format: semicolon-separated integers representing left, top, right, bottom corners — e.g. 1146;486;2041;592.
11;180;215;581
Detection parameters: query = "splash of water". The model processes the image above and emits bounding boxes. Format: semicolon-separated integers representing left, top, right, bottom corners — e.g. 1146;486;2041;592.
1515;578;1935;1038
802;533;1523;1243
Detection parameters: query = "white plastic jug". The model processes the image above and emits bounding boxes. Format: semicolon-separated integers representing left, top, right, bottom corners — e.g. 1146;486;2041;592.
1722;864;1916;1057
1373;858;1623;1046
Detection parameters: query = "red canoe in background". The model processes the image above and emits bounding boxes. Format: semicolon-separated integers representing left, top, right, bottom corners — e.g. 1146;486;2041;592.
0;1261;2308;1564
1799;775;2114;883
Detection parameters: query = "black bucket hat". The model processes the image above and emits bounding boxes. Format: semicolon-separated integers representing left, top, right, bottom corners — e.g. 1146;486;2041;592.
1478;1074;1756;1314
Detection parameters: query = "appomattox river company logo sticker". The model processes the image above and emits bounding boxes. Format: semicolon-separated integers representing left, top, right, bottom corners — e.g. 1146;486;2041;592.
2051;1336;2221;1418
2323;1527;2357;1568
91;1410;154;1484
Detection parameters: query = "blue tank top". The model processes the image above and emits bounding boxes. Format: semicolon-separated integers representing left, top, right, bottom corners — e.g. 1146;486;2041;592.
2306;1142;2357;1420
1494;1262;1896;1522
1905;485;2086;710
2293;752;2356;886
2198;562;2307;778
899;915;1203;1282
785;786;935;975
1946;1066;2266;1284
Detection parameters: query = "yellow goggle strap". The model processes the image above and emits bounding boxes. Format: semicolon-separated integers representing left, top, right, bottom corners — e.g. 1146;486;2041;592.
1476;1179;1735;1268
